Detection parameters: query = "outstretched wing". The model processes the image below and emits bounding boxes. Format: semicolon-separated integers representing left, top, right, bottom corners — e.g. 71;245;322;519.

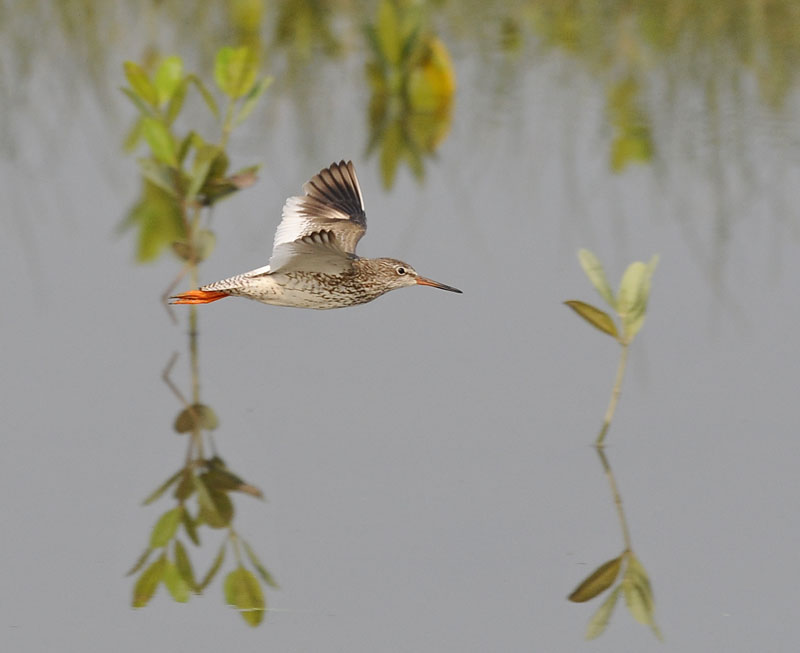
268;160;367;274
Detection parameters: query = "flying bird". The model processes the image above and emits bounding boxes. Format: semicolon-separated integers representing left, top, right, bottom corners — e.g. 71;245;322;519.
171;160;461;309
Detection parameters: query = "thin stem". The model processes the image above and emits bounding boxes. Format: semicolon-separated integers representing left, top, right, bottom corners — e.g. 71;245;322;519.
596;341;629;446
187;206;204;460
595;446;633;552
230;528;243;565
220;99;235;149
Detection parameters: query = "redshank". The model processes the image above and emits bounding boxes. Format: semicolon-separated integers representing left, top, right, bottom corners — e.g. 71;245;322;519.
171;160;461;309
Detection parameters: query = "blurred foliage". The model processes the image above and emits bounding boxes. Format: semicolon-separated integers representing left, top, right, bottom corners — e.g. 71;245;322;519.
365;0;456;188
129;453;277;626
122;48;277;627
121;48;269;262
5;0;800;176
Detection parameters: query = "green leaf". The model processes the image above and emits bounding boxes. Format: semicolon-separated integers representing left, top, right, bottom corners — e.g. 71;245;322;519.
136;158;178;197
150;506;182;548
132;555;166;608
199;541;227;591
585;585;622;640
214;46;258;99
142;468;183;506
243;539;279;588
174;470;195;501
124;180;185;262
376;0;402;65
177;130;197;165
224;567;266;626
181;508;200;546
120;87;156;117
564;301;619;338
141;117;178;167
201;164;259;205
123;116;145;152
187;145;222;203
174;403;219;433
165;77;189;125
163;560;191;603
622;553;661;639
622;255;659;341
203;467;246;492
617;262;646;319
568;555;623;602
187;75;220;119
174;540;197;591
578;249;616;308
126;547;153;577
123;61;158;106
380;121;402;189
233;76;273;127
154;56;184;105
195;475;234;528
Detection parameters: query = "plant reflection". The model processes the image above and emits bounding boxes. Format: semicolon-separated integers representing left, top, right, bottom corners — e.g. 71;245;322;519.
365;0;456;188
122;47;277;626
565;249;661;639
567;447;662;640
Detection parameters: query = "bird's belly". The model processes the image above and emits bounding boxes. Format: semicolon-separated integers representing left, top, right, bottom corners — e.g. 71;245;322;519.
228;273;375;309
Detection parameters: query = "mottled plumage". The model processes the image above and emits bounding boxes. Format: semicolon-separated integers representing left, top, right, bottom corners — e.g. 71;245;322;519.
171;160;461;309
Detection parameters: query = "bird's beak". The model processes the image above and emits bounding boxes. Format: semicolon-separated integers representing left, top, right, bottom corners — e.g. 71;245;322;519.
415;276;462;293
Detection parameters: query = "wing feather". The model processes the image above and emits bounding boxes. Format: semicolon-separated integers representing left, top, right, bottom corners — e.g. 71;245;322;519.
269;161;367;273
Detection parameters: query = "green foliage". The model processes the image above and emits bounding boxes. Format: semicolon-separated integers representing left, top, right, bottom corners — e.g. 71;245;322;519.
566;249;658;346
365;0;456;188
225;566;266;627
173;403;219;433
585;585;622;640
564;300;618;338
129;457;276;626
121;47;269;263
565;249;659;445
214;46;258;99
570;551;661;640
568;555;623;602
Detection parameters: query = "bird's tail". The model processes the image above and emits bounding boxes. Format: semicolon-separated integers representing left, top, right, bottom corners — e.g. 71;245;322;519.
170;289;230;304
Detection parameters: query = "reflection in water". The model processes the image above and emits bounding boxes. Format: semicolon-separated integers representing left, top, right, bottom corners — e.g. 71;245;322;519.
565;249;660;639
568;448;661;640
365;0;456;188
122;48;277;626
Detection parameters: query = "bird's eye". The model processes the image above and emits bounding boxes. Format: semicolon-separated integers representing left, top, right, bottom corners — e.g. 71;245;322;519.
396;267;406;275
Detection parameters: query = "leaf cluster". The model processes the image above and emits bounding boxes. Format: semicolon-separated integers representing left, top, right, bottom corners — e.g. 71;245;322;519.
565;249;658;345
121;48;270;261
568;550;661;640
364;0;456;188
129;456;276;626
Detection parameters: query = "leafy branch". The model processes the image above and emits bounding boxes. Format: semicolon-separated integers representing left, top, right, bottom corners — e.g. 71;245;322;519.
564;248;658;446
122;47;276;627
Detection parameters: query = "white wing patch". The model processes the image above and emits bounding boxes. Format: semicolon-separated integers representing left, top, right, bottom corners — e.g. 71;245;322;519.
269;230;353;274
266;160;367;273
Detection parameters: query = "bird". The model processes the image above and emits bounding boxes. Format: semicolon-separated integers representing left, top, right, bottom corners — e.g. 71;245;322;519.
171;160;461;309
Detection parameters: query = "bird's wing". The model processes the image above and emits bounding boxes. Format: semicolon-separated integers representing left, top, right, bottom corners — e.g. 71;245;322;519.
268;160;366;274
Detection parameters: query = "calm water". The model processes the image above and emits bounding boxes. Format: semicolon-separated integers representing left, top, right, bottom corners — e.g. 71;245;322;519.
2;3;799;651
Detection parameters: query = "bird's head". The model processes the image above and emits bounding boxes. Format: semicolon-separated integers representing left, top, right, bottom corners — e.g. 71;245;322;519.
373;258;462;294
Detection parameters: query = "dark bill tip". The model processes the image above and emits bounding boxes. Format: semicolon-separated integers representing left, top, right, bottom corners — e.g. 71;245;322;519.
415;277;462;293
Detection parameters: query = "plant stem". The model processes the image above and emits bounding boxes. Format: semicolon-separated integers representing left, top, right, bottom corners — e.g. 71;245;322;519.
596;341;629;446
595;446;633;552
